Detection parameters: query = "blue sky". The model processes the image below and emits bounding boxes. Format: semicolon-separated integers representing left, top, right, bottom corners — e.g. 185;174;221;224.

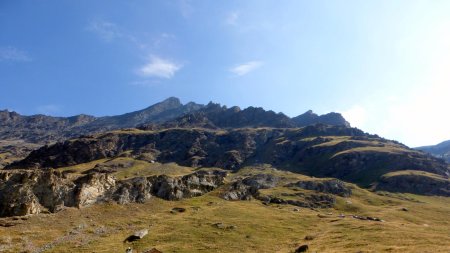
0;0;449;147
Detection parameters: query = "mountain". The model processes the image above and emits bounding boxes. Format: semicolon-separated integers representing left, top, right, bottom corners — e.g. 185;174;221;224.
145;102;350;130
0;98;349;145
292;110;350;127
0;97;203;144
416;140;450;163
0;98;349;168
155;102;295;129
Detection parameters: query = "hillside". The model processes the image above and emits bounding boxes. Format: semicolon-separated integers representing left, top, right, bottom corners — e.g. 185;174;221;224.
1;165;450;252
7;125;448;189
416;140;450;162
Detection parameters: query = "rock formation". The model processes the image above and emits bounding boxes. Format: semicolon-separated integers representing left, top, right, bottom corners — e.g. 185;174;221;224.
0;169;226;217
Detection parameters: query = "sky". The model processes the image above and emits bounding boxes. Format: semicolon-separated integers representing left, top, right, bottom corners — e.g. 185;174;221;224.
0;0;449;147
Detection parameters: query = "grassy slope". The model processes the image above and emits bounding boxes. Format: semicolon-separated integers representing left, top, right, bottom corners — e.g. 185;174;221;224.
1;168;449;253
382;170;449;181
57;158;196;179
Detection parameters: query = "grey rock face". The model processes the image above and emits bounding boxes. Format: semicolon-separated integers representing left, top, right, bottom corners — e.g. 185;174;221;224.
222;174;337;208
0;169;226;217
286;179;352;197
375;173;450;197
222;174;279;201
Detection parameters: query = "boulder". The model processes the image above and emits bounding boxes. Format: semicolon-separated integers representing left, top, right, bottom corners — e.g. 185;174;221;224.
124;229;148;243
295;244;309;252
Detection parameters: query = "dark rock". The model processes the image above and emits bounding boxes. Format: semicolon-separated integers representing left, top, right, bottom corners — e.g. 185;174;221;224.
124;229;148;243
171;207;186;213
375;171;450;197
295;244;309;252
287;179;352;197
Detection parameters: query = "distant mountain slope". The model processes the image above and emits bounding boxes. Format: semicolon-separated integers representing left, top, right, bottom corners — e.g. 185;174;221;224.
0;97;203;143
416;140;450;162
0;98;349;144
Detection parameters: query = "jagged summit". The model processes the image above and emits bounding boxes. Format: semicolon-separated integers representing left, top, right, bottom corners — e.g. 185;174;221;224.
292;110;350;127
0;97;353;169
0;98;349;144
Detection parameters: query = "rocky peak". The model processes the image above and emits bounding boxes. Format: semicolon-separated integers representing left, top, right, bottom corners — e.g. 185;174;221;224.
144;97;182;111
292;110;350;127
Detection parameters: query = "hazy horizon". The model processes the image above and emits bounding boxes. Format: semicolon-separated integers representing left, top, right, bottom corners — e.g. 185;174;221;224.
1;0;449;147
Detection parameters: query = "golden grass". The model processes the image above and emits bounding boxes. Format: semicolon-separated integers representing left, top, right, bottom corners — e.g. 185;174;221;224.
382;170;449;181
57;159;109;174
1;187;449;253
57;158;195;179
332;146;418;158
112;159;194;179
1;168;449;252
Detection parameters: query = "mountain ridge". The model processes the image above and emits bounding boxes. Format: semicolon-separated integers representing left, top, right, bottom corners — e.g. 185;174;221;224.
416;140;450;163
0;97;349;144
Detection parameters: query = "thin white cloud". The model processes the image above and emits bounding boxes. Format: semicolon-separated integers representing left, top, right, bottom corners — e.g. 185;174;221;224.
230;61;264;76
226;11;240;25
179;0;194;18
130;79;161;87
137;56;182;79
87;20;122;42
0;47;32;62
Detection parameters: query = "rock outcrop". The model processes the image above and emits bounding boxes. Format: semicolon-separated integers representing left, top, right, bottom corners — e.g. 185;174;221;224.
222;174;279;201
375;171;450;197
286;179;352;197
222;174;338;208
0;169;226;217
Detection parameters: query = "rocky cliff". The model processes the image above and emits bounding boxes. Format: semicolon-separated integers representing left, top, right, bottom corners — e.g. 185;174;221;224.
0;169;226;217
